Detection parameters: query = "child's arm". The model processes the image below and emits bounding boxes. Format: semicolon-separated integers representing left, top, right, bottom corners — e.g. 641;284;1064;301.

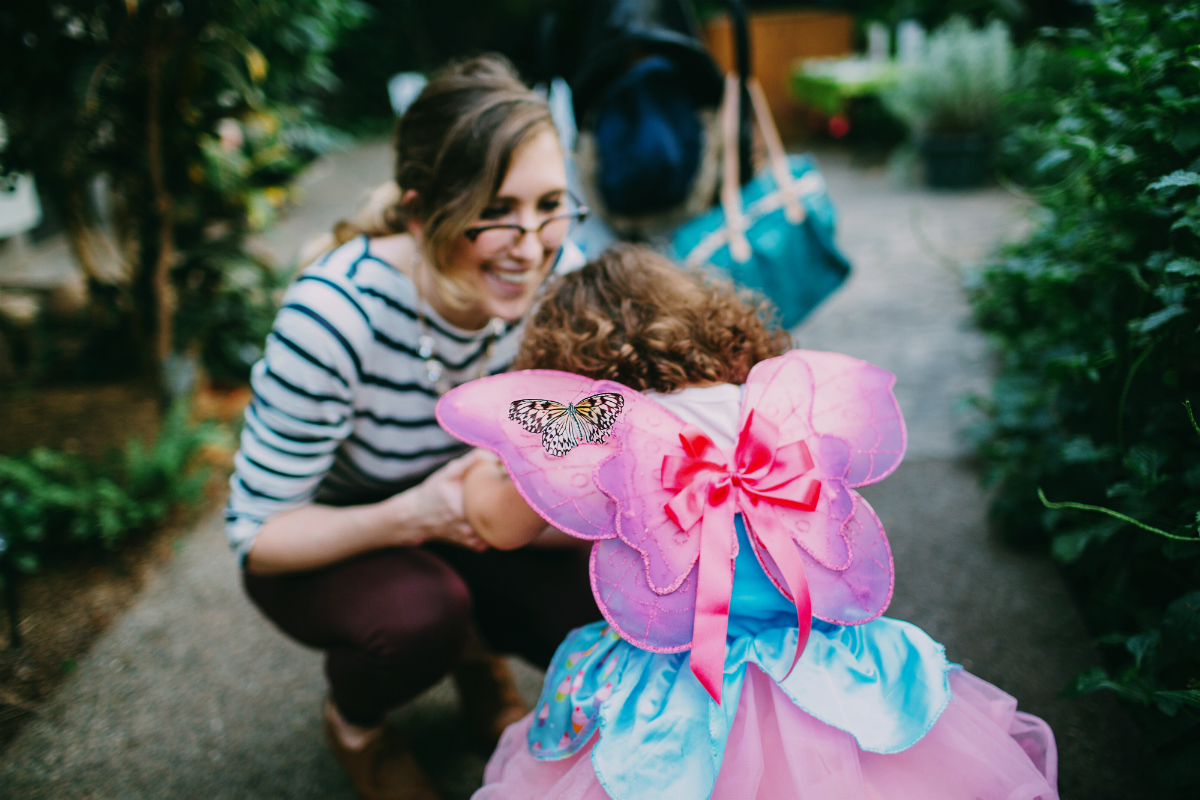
462;454;553;550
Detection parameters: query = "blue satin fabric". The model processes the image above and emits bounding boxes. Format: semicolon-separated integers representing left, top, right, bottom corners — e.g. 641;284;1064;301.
528;518;958;800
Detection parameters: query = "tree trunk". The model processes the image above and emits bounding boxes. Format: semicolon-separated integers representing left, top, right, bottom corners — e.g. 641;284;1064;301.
145;25;177;397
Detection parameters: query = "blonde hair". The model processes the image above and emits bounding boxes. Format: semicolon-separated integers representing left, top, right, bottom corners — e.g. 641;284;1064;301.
514;245;790;392
309;55;556;307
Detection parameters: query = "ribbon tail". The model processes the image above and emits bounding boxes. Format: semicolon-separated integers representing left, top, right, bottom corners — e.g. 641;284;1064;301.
689;500;736;705
744;507;813;680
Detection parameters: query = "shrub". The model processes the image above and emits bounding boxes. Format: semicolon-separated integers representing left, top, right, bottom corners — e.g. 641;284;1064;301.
0;401;225;576
966;2;1200;791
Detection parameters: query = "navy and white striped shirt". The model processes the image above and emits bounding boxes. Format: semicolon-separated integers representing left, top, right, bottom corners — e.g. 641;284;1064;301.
225;235;580;561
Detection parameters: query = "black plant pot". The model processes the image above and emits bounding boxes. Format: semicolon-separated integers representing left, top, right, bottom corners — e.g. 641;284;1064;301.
920;133;987;189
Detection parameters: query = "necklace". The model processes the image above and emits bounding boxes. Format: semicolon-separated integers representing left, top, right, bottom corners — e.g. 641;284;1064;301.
413;257;505;395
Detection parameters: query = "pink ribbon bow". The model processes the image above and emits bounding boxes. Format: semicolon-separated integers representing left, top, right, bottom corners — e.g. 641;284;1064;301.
661;410;820;705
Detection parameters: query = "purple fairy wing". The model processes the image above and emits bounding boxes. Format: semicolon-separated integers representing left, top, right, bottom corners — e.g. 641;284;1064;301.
594;403;700;596
747;479;894;625
590;538;697;652
436;370;637;540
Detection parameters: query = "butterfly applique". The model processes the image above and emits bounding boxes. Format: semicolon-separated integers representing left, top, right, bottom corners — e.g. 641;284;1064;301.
509;393;625;457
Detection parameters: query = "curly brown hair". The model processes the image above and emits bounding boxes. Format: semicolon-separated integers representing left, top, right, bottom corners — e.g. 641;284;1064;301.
513;245;791;392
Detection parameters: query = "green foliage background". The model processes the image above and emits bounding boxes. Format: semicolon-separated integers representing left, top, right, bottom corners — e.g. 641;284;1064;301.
0;0;366;386
967;2;1200;790
323;0;550;124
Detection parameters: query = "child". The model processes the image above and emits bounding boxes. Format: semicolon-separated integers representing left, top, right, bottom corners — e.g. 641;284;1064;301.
438;245;1058;800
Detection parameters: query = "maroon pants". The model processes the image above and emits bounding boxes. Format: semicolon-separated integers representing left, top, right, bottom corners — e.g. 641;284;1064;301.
243;543;600;726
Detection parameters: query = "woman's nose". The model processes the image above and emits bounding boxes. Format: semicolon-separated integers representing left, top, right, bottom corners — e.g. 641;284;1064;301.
510;225;545;261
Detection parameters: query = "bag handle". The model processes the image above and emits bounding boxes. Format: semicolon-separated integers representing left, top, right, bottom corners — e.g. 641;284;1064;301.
719;74;806;264
721;74;752;263
725;0;755;185
747;79;805;224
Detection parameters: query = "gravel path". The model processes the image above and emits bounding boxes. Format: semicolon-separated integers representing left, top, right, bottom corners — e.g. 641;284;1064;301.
0;144;1149;799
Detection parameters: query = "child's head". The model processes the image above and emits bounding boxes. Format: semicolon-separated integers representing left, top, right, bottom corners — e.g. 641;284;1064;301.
513;245;790;391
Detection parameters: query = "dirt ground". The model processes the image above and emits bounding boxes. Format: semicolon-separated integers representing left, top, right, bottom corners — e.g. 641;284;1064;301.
0;382;161;460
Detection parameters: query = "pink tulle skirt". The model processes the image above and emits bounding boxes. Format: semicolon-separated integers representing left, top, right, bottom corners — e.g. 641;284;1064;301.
477;668;1058;800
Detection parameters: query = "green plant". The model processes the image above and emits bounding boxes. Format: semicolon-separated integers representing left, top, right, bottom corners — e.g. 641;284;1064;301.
991;40;1082;188
826;1;1093;43
0;401;225;576
882;16;1015;135
0;1;365;388
966;2;1200;791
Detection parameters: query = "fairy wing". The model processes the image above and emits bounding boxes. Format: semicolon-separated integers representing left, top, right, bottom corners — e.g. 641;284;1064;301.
743;349;906;487
437;372;636;540
437;350;907;649
590;400;706;652
590;537;698;652
437;371;701;651
737;350;905;624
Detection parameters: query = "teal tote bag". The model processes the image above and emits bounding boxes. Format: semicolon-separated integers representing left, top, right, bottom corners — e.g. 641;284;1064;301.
670;76;850;329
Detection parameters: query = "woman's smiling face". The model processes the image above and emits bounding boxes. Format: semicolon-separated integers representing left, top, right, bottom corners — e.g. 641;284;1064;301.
438;126;568;329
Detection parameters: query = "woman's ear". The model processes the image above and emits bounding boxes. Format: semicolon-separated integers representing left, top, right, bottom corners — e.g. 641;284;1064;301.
402;189;423;239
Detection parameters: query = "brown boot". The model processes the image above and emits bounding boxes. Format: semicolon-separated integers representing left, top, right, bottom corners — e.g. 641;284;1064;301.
323;700;444;800
452;650;529;750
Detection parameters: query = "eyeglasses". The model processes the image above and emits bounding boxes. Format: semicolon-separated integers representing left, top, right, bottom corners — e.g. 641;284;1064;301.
463;199;589;256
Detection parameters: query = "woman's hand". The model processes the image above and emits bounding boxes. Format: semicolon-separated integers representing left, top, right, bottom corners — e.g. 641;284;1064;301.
385;449;491;551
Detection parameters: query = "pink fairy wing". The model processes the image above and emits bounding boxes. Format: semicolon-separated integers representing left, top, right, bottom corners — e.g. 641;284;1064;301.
743;350;905;487
594;407;701;595
739;350;902;624
801;350;906;487
438;371;700;653
436;370;635;540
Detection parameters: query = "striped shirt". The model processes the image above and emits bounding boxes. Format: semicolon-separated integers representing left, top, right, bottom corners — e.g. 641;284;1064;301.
224;235;582;562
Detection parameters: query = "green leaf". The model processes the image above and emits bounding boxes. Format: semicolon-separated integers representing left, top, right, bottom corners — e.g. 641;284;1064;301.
1132;305;1189;333
1155;690;1200;711
1060;436;1110;464
1148;170;1200;192
1173;126;1200;154
1162;592;1200;659
1065;666;1154;704
1034;148;1073;174
1165;257;1200;276
1126;630;1160;669
1104;57;1129;75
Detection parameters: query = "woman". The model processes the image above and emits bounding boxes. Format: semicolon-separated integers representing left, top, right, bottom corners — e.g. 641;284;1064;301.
225;56;598;800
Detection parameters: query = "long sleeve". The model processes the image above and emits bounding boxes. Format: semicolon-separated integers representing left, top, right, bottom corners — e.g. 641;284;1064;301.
224;270;369;563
